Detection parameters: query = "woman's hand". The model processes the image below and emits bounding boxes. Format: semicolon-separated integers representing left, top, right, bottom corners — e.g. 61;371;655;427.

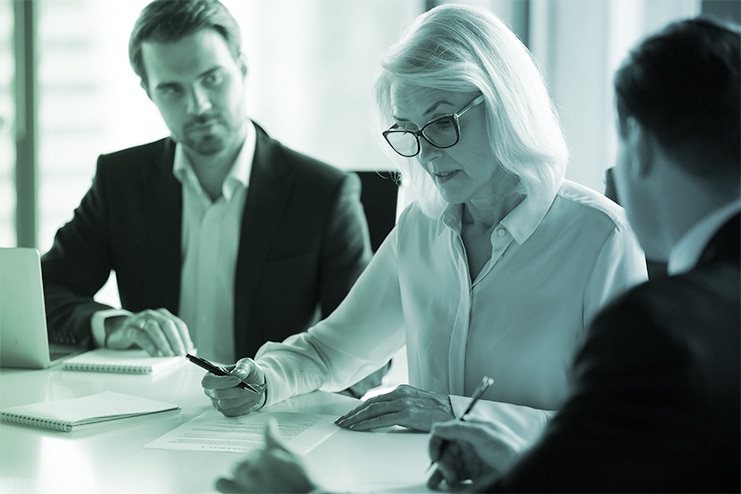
427;419;526;490
215;419;318;493
335;384;454;432
201;357;266;417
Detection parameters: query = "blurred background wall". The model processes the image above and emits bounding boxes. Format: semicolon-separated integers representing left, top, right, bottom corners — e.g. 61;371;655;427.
1;0;738;263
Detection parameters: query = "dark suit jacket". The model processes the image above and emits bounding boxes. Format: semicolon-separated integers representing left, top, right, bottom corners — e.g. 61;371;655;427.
42;123;372;358
489;214;740;492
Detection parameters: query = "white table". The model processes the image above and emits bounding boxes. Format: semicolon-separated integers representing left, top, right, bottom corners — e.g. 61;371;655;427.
0;362;430;493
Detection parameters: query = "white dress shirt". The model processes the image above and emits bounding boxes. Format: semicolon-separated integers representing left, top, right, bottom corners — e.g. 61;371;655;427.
668;200;741;275
174;123;256;364
255;179;648;443
92;123;256;365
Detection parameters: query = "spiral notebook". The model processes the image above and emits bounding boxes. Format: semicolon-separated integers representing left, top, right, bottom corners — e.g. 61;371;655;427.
62;349;184;374
0;391;180;432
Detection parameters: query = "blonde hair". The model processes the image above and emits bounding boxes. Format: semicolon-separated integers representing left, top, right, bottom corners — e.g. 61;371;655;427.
374;4;568;217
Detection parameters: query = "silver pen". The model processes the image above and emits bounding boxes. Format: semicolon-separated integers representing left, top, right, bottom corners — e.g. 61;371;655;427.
427;375;495;470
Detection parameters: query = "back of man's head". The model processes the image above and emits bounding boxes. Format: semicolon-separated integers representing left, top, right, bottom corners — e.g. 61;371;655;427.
128;0;242;89
614;17;740;186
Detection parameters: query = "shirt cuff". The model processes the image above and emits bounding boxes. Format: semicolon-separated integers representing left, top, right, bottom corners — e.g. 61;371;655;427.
449;395;555;445
91;309;133;347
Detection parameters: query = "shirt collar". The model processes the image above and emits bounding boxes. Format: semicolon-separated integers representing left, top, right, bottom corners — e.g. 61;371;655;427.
172;120;256;201
440;185;556;245
668;199;741;275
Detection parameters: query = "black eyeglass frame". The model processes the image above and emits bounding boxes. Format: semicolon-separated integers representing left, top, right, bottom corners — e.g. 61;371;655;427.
382;94;485;158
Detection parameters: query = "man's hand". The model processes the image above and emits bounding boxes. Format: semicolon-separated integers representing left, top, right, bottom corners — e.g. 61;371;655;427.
202;357;267;417
215;419;318;493
427;419;526;490
335;384;454;432
105;308;193;356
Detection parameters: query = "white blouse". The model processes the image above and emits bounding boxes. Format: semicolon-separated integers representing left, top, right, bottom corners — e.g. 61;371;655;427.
255;180;647;443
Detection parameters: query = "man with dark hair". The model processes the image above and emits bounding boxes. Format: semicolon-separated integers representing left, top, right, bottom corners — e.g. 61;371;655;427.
41;0;384;396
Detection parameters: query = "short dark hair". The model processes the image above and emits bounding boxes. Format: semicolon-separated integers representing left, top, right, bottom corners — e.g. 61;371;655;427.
614;16;740;181
128;0;242;89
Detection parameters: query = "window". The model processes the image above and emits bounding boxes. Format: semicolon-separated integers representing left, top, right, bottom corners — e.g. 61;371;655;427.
5;0;714;255
0;0;14;246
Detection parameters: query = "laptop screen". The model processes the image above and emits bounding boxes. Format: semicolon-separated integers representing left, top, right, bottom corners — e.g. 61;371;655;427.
0;248;79;369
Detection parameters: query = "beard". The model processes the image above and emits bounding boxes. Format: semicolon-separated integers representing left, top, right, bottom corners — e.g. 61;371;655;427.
179;114;239;156
185;132;227;156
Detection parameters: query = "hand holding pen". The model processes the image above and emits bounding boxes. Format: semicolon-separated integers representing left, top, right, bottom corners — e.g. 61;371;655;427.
427;376;495;487
186;354;264;393
189;354;268;417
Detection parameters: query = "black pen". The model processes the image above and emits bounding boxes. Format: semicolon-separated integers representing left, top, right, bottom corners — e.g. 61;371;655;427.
427;376;495;471
185;353;264;393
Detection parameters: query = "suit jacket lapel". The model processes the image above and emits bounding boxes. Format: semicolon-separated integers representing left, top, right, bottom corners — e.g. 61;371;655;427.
144;138;182;313
234;126;294;352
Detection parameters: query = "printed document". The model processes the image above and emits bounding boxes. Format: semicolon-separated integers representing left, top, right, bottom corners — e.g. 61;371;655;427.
145;409;339;454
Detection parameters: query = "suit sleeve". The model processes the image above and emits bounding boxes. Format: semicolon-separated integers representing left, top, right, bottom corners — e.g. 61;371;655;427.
486;294;690;492
317;172;373;316
41;159;115;347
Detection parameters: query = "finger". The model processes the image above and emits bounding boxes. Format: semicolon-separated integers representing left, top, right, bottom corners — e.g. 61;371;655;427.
432;443;467;490
431;420;478;442
202;372;245;392
428;434;445;464
337;387;402;423
205;387;264;416
131;317;174;356
122;321;160;356
335;401;370;424
140;309;192;356
337;413;400;431
155;308;194;352
152;312;188;355
151;317;184;355
335;400;382;428
264;418;287;450
231;358;261;381
219;398;262;417
209;396;259;417
427;468;446;491
335;391;397;424
338;389;421;428
143;319;176;356
230;359;266;394
214;477;243;494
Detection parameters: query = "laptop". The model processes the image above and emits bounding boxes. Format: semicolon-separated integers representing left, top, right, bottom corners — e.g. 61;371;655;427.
0;247;84;369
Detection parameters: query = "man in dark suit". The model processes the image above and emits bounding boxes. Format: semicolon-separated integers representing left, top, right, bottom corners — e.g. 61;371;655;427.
205;15;739;494
427;15;740;492
41;0;382;395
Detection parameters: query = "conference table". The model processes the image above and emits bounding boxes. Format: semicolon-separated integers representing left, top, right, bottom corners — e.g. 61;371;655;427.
0;360;431;493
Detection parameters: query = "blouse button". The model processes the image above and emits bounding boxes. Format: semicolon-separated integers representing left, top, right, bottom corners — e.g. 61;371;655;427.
496;228;506;237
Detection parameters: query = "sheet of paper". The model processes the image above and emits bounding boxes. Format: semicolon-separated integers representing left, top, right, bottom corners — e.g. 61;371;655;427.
144;409;339;454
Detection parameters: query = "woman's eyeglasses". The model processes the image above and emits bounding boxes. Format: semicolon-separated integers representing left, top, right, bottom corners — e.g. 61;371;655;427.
382;95;484;158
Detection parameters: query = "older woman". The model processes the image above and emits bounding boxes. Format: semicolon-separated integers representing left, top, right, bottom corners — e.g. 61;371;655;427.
202;3;646;443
